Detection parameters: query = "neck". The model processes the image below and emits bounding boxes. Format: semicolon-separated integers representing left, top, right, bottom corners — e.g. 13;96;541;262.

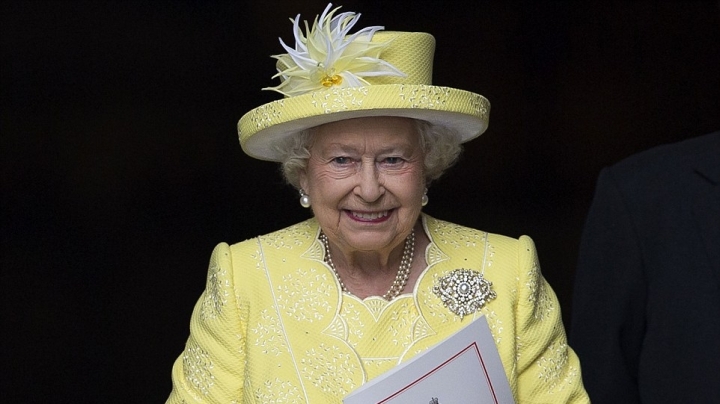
321;227;418;300
331;242;406;275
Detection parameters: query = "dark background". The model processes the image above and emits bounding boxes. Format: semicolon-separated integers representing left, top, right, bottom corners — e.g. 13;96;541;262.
2;0;719;402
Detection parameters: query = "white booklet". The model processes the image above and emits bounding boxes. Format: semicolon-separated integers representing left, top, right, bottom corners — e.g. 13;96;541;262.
343;316;515;404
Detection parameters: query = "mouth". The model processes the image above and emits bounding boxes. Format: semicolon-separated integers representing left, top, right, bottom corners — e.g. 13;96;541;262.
346;209;392;222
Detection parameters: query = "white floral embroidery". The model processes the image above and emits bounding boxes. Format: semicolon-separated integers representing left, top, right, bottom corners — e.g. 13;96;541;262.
536;340;574;393
254;378;304;404
526;262;555;320
276;267;333;322
201;259;229;321
182;341;215;396
301;343;359;395
251;309;288;356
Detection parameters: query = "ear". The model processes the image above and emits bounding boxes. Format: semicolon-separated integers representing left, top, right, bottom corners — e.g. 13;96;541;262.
298;169;309;193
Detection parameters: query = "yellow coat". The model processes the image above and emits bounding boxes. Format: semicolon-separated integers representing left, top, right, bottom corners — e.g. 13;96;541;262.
168;215;589;403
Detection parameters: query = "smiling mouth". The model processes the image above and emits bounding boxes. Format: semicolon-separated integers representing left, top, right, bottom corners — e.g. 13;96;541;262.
348;210;391;221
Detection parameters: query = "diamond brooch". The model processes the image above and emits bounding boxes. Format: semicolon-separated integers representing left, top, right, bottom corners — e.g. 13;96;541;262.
433;269;497;318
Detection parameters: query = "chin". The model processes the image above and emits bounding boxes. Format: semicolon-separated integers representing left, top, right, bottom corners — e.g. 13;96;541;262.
344;232;401;252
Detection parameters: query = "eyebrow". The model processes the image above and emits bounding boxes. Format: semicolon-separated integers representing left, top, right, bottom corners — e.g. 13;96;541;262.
323;142;414;155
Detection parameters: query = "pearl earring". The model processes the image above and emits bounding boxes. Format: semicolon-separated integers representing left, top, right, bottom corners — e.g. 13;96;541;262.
421;188;429;206
299;189;311;208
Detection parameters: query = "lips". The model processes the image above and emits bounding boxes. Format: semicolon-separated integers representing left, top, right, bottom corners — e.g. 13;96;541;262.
348;210;391;222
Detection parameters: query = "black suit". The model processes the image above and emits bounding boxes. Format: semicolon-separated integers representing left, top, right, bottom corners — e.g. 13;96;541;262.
570;131;720;403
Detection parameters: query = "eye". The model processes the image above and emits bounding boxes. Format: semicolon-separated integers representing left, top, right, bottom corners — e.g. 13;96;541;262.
382;156;404;165
332;156;352;165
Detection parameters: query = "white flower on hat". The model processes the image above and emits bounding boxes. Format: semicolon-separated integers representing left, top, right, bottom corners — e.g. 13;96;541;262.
264;3;406;97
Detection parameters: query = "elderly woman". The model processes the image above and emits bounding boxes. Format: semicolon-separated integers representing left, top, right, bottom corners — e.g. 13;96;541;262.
167;4;589;403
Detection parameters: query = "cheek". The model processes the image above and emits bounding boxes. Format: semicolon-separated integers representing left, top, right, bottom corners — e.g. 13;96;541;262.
307;172;353;206
386;177;425;205
398;166;426;196
302;164;329;194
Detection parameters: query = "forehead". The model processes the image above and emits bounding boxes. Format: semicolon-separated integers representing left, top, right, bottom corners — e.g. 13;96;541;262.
310;117;419;150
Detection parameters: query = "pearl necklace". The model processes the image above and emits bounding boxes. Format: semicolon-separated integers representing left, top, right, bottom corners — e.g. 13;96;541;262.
320;230;415;301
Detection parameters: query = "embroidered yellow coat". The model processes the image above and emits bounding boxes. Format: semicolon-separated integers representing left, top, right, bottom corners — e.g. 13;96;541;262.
167;215;589;403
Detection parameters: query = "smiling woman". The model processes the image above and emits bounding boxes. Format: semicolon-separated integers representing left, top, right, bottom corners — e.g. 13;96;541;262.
166;3;590;403
299;117;426;283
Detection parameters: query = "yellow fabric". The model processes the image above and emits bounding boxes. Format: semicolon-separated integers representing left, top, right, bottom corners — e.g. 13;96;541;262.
167;215;589;403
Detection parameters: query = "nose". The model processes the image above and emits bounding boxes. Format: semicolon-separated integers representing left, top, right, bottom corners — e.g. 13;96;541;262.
354;160;385;202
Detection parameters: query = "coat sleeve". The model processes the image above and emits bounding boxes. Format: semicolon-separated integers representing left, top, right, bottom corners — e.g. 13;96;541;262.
167;242;247;403
569;168;646;403
513;235;590;403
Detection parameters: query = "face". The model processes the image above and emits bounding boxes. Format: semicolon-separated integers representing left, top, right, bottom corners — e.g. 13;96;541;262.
299;116;426;256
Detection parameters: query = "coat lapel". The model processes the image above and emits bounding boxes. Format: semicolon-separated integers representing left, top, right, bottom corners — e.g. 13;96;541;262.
689;132;720;294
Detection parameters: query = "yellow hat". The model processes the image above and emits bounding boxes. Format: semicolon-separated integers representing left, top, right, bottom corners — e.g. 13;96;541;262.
238;3;490;161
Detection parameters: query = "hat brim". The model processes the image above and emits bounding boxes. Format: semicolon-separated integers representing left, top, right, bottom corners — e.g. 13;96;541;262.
238;84;490;162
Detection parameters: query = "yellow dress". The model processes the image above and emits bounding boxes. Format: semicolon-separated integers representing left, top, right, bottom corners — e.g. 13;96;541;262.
167;215;589;403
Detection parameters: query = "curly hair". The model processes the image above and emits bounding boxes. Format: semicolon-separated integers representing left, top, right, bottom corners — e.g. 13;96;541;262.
274;119;464;189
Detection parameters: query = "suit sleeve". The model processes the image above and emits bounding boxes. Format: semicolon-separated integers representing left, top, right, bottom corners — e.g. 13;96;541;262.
167;242;247;403
569;168;646;403
514;235;590;403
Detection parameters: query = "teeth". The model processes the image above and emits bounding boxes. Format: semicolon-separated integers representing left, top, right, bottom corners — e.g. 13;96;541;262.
352;211;389;220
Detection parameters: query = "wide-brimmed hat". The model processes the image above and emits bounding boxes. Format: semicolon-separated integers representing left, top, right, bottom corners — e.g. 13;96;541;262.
238;3;490;162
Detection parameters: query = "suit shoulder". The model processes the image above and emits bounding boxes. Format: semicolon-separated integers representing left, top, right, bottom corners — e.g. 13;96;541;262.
228;219;318;253
424;214;522;248
610;131;719;177
603;131;719;197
